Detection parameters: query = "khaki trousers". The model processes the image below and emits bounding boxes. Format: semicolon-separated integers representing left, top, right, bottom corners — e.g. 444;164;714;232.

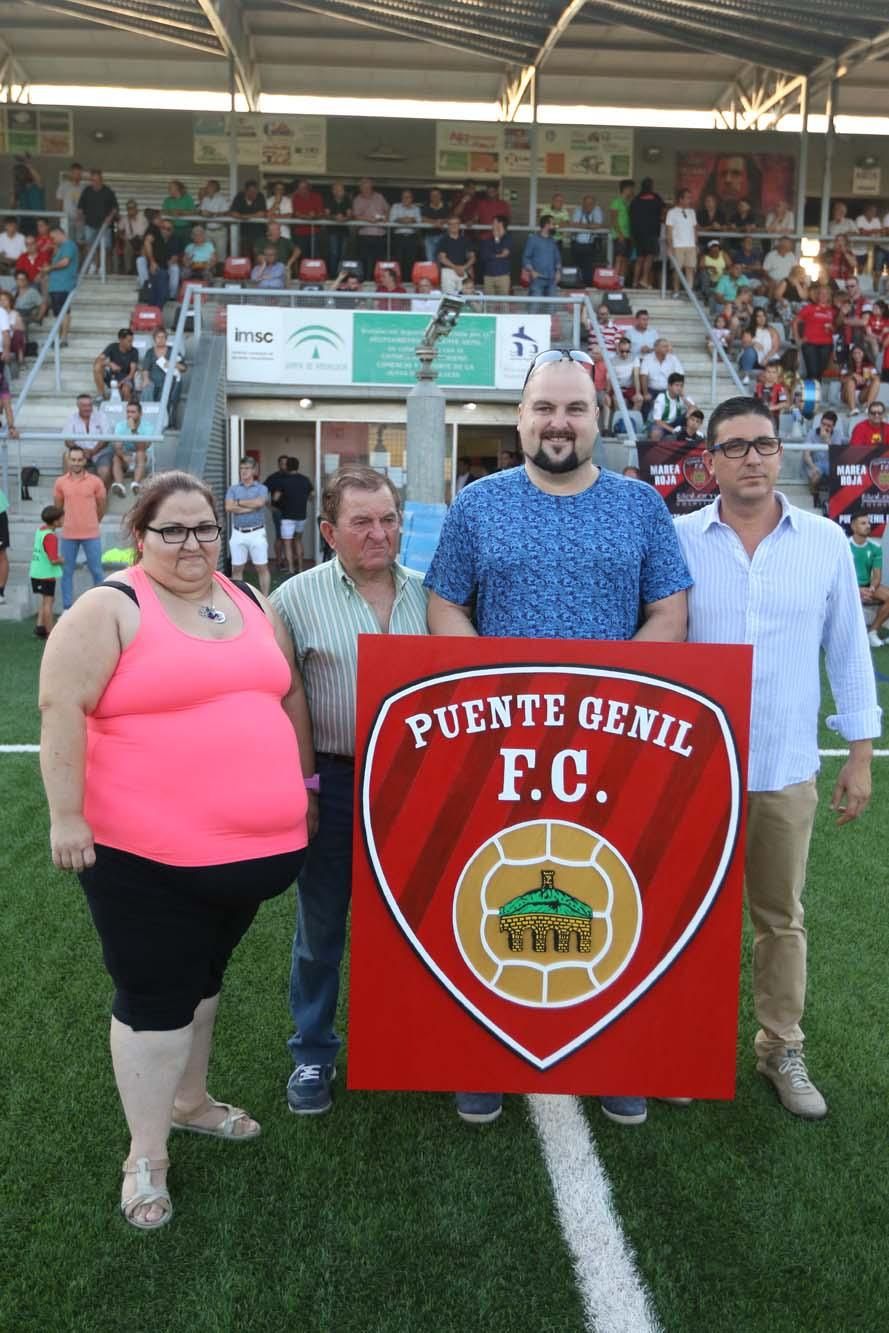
745;778;819;1059
483;274;511;296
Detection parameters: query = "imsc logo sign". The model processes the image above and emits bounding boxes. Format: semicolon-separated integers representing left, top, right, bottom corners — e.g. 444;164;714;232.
282;311;353;384
226;307;282;383
349;637;751;1097
234;328;274;343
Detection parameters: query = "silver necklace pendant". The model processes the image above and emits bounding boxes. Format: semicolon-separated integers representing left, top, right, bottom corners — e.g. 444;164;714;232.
198;603;227;623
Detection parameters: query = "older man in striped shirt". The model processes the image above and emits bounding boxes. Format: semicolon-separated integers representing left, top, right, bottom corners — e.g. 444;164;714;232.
271;466;429;1115
675;396;881;1120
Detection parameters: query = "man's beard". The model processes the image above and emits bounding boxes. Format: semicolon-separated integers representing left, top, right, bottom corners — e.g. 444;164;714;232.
529;436;582;474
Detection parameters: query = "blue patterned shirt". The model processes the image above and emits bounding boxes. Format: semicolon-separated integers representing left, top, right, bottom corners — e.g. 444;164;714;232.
425;466;692;639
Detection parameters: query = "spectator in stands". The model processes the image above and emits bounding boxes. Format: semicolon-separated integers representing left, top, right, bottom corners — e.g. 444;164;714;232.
270;456;314;575
479;215;513;296
696;191;725;232
290;179;326;259
182;224;217;281
608;179;634;281
374;266;407;311
226;456;271;595
753;360;789;429
726;197;759;233
639;338;684;410
438;216;475;295
802;411;838;503
264;453;290;568
330;268;364;307
14;269;43;328
251;244;288;290
711;260;749;314
78;169;118;272
29;503;64;637
230;179;267;260
699;237;729;296
665;188;697;292
264;221;301;279
766;199;795;233
839;275;870;348
422;186;448;264
139;327;186;427
629;178;664;289
763;235;796;300
389;189;422;281
0;357;17;441
162;180;195;238
198;179;230;260
852;203;881;274
53;444;106;606
410;276;442;313
849;511;889;647
117;199;148;275
56;163;85;249
624;308;660;360
732;234;766;289
324;181;352;277
676;407;706;446
544;192;572;253
38;468;312;1229
611;335;643;416
470;183;511;241
352;178;389;278
648;372;692;441
62;392;111;482
111;400;153;496
93;327;139;401
0;289;25;375
571;194;604;285
45;224;78;344
140;216;183;304
708;311;732;361
14;156;45;234
792;284;836;380
828;200;857;241
865;298;889;367
842;344;880;412
736;329;760;378
266;181;293;238
751;307;780;365
849;400;889;446
0;217;26;274
15;234;50;317
828;233;857;285
521;215;560;297
731;285;756;336
451;181;478;221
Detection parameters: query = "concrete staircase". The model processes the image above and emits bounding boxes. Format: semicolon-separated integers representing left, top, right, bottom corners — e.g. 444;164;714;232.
1;273;181;621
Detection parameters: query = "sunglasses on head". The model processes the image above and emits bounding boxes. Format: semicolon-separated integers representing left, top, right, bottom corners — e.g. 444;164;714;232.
523;348;593;388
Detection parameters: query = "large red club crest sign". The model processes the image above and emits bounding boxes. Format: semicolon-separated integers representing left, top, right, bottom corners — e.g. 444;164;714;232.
349;638;751;1098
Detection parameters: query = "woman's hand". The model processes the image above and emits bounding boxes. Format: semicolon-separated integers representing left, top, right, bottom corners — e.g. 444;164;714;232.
51;815;96;871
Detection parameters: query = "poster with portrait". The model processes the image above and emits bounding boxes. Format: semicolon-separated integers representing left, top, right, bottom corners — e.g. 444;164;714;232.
675;151;795;221
829;442;889;537
349;637;751;1096
637;441;718;513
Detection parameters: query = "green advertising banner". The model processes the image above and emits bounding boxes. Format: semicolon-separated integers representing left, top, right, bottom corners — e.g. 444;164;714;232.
353;313;496;387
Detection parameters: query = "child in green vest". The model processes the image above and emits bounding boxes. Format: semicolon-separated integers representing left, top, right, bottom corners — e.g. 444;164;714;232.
30;505;64;639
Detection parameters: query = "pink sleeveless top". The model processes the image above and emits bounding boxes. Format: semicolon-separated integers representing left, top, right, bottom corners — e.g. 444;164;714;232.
85;566;308;866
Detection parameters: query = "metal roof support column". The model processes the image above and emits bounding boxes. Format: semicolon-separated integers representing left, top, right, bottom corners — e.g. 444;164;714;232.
527;68;539;230
795;77;809;235
228;56;240;258
819;74;838;239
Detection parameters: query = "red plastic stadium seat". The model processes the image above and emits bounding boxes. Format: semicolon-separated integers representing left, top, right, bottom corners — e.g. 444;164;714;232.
373;260;402;285
299;258;328;283
130;304;164;331
223;257;251;280
177;278;209;304
411;261;439;285
593;267;622;291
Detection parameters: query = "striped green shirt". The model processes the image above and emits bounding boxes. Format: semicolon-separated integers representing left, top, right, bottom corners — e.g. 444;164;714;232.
271;557;429;756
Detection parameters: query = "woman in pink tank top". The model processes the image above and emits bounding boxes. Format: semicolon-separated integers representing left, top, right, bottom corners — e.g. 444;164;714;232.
39;470;317;1230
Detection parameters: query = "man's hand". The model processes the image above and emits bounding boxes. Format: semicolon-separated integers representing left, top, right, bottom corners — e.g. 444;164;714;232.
831;749;872;825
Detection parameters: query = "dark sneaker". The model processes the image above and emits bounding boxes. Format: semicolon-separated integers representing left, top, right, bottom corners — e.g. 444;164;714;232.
33;626;48;639
600;1096;648;1125
455;1092;503;1124
756;1048;827;1120
287;1062;336;1115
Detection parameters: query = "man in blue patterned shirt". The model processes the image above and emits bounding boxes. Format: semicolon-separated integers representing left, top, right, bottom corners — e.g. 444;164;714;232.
425;349;693;1127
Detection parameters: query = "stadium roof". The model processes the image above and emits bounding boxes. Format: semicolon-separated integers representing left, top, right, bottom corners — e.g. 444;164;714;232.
4;1;889;123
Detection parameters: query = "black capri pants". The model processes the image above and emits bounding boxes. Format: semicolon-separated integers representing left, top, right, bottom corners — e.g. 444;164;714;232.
79;844;305;1031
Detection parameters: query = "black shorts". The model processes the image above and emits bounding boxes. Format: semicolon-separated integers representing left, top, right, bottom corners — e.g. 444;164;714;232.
612;238;629;259
633;234;660;258
79;843;305;1030
49;291;68;316
31;577;55;595
0;512;9;550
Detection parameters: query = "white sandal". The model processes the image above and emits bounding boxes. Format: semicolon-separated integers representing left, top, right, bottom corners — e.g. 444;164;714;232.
171;1095;261;1141
120;1156;172;1230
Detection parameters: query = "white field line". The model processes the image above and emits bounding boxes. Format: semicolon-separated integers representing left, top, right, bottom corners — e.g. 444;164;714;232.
528;1094;662;1333
2;746;888;757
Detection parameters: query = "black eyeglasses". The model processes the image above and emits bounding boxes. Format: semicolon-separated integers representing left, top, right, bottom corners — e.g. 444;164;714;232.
710;437;781;459
145;523;222;544
523;348;593;387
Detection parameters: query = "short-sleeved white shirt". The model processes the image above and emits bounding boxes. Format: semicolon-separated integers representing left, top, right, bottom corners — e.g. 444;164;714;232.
665;207;697;249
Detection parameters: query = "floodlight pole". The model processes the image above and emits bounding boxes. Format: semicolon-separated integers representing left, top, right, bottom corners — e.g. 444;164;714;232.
406;301;461;504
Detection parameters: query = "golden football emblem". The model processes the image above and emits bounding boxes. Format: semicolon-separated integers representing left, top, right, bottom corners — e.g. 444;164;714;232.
453;820;642;1007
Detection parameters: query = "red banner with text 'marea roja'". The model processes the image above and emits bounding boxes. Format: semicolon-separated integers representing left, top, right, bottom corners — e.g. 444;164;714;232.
348;638;751;1098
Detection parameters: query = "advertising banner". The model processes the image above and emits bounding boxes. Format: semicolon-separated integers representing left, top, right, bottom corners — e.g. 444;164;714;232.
349;638;750;1096
435;122;502;178
637;441;718;513
829;442;889;536
193;114;326;172
4;107;73;157
226;305;550;390
436;122;633;180
675;151;795;220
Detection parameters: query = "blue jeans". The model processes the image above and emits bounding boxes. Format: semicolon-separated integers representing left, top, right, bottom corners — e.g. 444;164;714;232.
529;276;558;296
287;756;354;1067
61;536;103;608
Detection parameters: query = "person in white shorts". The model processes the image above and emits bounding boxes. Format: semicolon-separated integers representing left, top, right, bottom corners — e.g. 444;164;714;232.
225;457;271;594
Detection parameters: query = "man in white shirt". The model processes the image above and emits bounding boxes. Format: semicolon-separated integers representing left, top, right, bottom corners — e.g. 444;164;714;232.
62;392;113;486
675;396;881;1120
665;188;698;292
198;178;230;261
853;203;882;274
827;200;857;241
639;339;684;409
55;163;84;243
624;308;661;360
762;236;797;300
571;194;604;285
0;217;26;274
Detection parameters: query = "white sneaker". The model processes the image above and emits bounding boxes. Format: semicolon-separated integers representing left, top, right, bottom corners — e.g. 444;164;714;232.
868;630;885;648
110;482;126;498
130;481;141;495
